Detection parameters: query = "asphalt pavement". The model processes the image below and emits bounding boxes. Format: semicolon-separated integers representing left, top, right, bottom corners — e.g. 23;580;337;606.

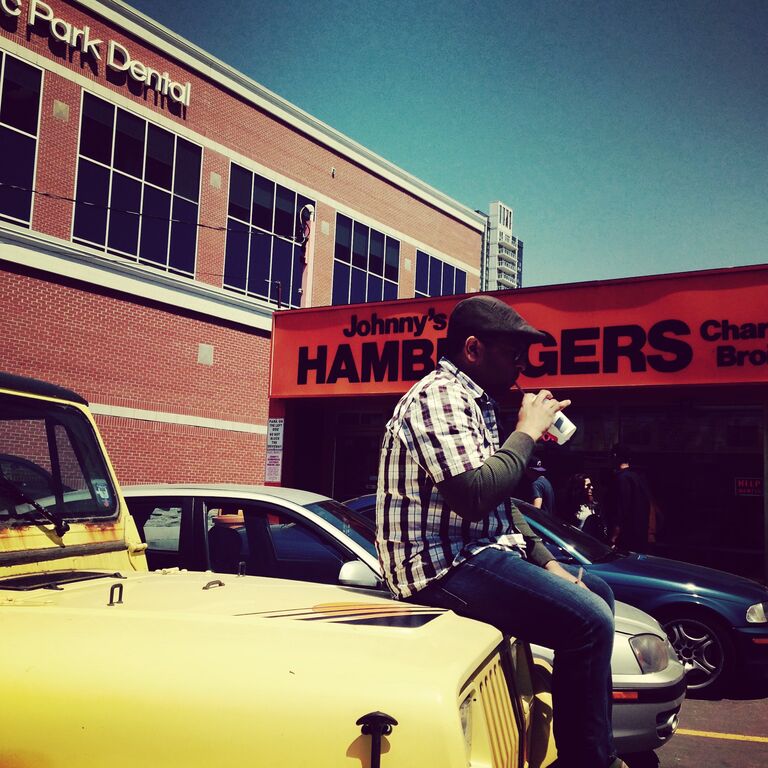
621;676;768;768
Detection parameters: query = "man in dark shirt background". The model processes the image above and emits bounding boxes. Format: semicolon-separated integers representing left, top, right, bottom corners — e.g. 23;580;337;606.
606;444;652;551
526;456;556;515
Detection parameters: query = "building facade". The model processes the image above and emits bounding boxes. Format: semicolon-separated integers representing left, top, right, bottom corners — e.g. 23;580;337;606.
1;0;484;484
481;200;524;291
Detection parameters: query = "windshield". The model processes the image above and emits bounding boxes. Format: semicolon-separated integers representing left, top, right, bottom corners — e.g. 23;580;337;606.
517;499;617;564
303;499;377;558
0;394;117;527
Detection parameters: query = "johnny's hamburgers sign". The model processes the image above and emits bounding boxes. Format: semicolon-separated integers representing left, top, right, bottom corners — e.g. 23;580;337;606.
2;0;191;106
270;265;768;398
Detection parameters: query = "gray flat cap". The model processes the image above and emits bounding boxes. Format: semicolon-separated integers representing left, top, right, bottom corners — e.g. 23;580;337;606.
447;295;546;346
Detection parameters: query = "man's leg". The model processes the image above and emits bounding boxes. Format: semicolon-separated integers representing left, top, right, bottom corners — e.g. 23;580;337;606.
411;549;616;768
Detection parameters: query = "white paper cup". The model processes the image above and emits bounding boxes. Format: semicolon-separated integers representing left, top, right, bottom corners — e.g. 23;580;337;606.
547;412;577;444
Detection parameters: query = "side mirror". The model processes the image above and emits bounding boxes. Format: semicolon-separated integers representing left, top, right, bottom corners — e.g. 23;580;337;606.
338;560;382;589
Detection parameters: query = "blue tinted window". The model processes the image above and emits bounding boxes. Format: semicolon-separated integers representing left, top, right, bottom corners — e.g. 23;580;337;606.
350;267;366;304
455;270;467;294
169;197;198;274
252;174;274;231
228;164;252;221
332;214;399;306
75;93;201;276
332;261;350;305
443;264;455;296
271;237;293;305
107;172;141;254
352;223;369;270
0;56;41;135
0;126;35;224
145;124;174;190
224;220;249;290
113;110;144;178
139;186;171;265
247;230;272;298
0;54;41;225
174;138;201;201
80;93;114;165
223;163;310;308
415;251;429;295
72;158;109;245
334;214;352;263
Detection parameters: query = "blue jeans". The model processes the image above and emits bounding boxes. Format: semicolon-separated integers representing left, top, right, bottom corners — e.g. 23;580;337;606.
409;548;616;768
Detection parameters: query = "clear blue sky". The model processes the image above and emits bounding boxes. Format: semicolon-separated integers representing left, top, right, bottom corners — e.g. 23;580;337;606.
128;0;767;287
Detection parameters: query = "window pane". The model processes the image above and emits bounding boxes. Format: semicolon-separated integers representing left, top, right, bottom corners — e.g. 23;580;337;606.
107;172;141;255
385;238;399;282
139;186;171;266
429;257;442;297
352;223;368;270
113;109;145;178
332;261;350;305
228;164;252;222
72;158;109;244
443;264;455;296
383;280;398;301
367;274;382;303
415;251;429;295
223;218;248;290
169;196;197;274
271;237;292;304
274;185;295;239
247;230;271;298
350;267;366;304
80;93;114;164
455;270;467;294
291;244;304;308
369;230;384;275
174;138;201;201
251;173;274;230
0;126;35;222
145;124;174;190
334;214;352;263
143;506;182;552
0;56;41;135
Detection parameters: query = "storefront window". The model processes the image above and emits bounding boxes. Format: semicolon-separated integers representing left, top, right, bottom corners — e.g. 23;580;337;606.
415;250;466;297
331;213;399;305
222;163;312;308
0;53;42;227
72;92;202;278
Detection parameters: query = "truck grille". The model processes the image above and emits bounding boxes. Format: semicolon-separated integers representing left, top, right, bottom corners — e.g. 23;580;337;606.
477;653;520;768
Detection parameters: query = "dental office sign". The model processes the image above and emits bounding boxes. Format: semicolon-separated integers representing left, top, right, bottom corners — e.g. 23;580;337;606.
2;0;192;106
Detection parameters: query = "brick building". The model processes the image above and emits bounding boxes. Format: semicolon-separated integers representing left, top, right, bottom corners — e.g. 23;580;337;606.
1;0;484;484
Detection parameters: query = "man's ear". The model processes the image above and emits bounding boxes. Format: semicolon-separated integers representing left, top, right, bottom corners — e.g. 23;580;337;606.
464;335;484;363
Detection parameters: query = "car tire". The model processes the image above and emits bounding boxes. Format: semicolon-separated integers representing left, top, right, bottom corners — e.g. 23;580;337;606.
657;609;733;695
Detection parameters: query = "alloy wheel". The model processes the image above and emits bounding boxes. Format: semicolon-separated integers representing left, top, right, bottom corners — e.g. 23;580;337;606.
662;616;726;691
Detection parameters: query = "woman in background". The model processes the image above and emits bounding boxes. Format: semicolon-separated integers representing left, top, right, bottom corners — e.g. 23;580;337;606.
561;473;608;541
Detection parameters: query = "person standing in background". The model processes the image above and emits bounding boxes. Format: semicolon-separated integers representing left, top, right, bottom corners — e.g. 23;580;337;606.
561;473;608;541
605;444;652;551
525;456;556;516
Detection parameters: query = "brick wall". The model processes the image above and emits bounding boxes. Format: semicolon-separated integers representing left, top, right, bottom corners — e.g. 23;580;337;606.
1;266;270;485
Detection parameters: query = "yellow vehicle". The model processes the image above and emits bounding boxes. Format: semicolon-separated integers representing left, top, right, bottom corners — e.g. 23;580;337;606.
0;372;555;768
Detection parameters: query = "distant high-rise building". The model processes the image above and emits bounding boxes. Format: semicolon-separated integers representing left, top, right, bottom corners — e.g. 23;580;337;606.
481;201;524;291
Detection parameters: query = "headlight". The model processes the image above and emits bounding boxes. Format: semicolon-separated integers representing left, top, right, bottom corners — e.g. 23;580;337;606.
629;634;670;674
746;602;768;623
459;692;473;758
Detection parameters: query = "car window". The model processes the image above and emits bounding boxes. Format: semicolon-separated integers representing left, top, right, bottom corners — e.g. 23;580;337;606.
203;501;350;584
302;499;377;558
140;505;182;552
516;499;616;563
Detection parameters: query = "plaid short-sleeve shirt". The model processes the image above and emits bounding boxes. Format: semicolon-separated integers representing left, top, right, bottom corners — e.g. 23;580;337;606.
376;357;522;599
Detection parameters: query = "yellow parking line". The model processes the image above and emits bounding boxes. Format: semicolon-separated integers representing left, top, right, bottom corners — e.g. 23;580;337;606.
678;728;768;744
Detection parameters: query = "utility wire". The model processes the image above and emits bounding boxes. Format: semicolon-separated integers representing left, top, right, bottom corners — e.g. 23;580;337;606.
0;181;309;244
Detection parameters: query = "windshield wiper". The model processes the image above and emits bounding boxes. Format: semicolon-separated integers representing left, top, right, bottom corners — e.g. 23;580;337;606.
0;476;70;538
